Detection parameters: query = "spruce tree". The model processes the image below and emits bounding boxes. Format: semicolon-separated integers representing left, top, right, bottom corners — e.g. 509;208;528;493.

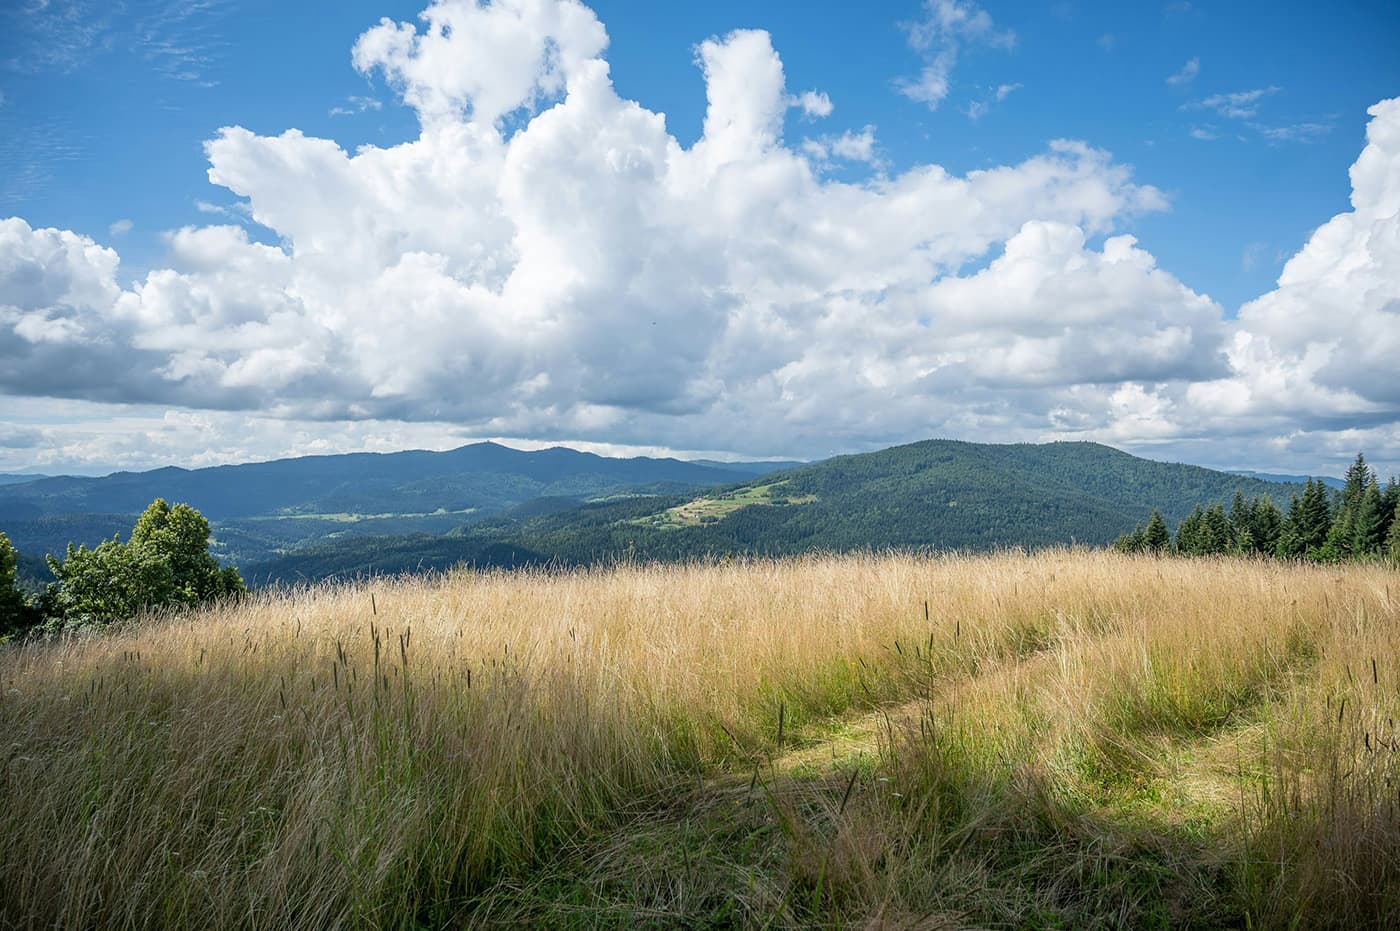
1176;506;1205;555
1253;496;1283;554
1381;478;1400;534
1202;504;1233;555
1324;453;1383;560
1114;525;1146;553
1388;508;1400;565
1295;478;1332;558
1229;491;1250;541
1276;493;1305;558
1352;483;1386;556
1143;510;1171;552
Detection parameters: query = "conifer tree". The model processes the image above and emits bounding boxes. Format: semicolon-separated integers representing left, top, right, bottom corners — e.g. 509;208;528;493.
1277;492;1305;558
1253;496;1283;554
1324;454;1383;560
1143;510;1171;552
1388;508;1400;565
1201;503;1233;555
1176;506;1205;555
1285;478;1332;559
1381;478;1400;532
1229;491;1250;540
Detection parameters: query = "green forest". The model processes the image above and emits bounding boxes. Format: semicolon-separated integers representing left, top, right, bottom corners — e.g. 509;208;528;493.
4;444;1397;640
1115;453;1400;562
243;440;1330;583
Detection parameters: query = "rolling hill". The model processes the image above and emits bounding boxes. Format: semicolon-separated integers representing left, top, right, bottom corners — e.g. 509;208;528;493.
0;474;52;487
247;440;1307;584
1228;469;1345;490
0;443;788;580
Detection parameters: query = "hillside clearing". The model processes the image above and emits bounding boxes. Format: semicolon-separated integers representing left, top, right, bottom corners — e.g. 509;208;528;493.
628;480;817;529
1;551;1397;928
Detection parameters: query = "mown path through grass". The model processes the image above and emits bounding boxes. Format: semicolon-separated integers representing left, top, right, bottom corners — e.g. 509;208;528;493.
466;618;1328;929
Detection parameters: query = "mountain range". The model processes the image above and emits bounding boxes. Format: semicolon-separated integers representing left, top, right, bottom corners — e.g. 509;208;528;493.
0;474;51;487
0;443;792;585
239;440;1308;584
1;439;1326;588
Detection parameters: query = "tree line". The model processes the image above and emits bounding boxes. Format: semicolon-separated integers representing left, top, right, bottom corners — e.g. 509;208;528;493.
1115;453;1400;562
0;498;243;640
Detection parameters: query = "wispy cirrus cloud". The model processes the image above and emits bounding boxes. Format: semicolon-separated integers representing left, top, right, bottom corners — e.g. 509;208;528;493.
329;95;384;117
966;81;1021;120
131;0;231;86
1166;57;1199;87
1;0;122;73
3;0;229;85
895;0;1015;110
0;113;88;205
1184;86;1332;144
1190;86;1279;119
1253;120;1334;143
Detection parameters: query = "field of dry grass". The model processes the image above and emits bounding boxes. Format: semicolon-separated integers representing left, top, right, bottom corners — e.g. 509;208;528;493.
2;550;1397;928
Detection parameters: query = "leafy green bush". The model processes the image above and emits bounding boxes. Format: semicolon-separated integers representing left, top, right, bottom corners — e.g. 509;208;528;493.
44;499;243;628
0;532;38;639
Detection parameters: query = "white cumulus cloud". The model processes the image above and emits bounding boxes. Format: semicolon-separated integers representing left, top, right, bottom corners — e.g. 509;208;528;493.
1;0;1396;475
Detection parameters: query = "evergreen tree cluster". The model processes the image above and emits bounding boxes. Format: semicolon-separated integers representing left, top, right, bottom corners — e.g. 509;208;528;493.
1112;509;1173;553
1114;453;1400;564
0;498;243;640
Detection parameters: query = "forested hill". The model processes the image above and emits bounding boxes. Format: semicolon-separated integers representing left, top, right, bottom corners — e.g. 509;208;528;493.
0;444;792;581
0;474;51;487
1228;469;1345;490
248;440;1305;584
0;443;765;522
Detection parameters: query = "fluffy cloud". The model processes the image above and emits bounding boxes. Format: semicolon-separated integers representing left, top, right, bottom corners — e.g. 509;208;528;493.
1059;97;1400;473
1195;97;1400;418
351;0;608;124
800;126;880;166
1;0;1395;474
794;90;833;119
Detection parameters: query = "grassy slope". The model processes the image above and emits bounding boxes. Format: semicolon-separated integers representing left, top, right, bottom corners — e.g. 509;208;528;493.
2;551;1396;929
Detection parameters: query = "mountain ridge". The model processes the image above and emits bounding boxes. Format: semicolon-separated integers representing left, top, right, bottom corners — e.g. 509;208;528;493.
0;443;788;577
245;439;1306;584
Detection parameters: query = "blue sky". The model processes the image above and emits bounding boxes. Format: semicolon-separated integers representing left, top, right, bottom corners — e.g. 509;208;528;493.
6;0;1395;309
0;0;1398;476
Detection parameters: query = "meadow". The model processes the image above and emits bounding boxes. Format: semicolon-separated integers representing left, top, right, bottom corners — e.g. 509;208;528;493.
1;550;1396;928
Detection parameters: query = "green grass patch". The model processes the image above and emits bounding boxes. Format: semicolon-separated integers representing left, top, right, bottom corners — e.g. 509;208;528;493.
628;481;817;530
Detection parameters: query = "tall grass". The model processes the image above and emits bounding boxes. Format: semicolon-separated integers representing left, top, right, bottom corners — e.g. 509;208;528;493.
1;551;1396;928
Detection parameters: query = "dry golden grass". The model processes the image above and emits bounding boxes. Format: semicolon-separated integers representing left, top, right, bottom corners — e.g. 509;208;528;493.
1;550;1396;928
